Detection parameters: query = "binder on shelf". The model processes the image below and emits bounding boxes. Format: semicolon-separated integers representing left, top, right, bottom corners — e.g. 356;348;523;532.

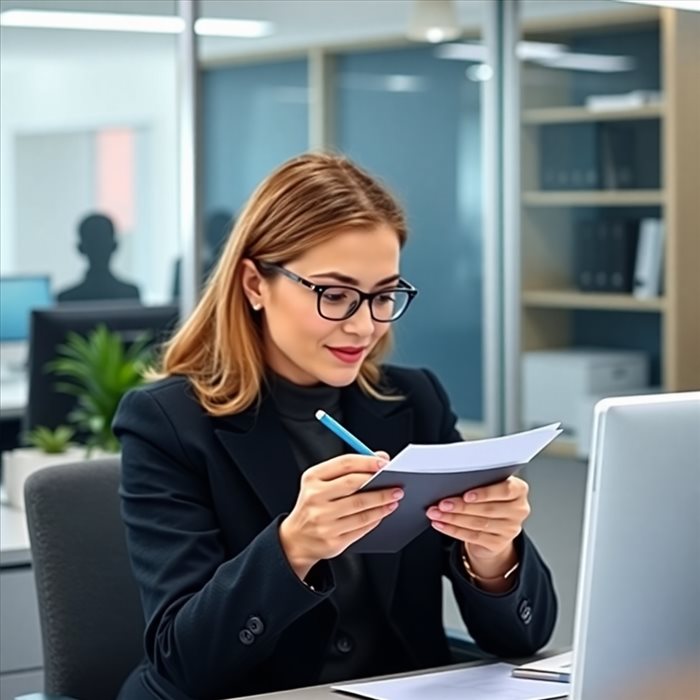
540;125;569;190
540;124;599;191
593;220;611;292
608;219;639;294
633;218;664;298
599;123;637;190
574;220;596;292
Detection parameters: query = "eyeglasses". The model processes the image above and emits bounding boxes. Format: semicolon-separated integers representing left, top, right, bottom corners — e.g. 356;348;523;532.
257;262;418;322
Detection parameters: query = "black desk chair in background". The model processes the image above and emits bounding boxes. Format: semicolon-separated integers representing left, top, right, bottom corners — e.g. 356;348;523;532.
18;459;144;700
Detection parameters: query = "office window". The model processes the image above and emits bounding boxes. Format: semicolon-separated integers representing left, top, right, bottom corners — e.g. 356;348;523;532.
201;58;309;222
334;46;484;420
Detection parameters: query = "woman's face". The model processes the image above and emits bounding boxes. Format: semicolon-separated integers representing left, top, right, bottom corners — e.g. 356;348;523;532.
247;224;400;386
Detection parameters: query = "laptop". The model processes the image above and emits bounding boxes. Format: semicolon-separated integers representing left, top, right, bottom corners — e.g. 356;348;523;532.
515;392;700;698
571;392;700;698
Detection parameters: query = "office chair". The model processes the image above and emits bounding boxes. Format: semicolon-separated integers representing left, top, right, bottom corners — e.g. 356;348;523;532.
19;458;144;700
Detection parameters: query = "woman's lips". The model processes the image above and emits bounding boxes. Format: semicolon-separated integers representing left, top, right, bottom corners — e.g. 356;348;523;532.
326;346;366;364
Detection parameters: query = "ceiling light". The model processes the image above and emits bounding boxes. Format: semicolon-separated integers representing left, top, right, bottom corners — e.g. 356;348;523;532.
436;41;568;62
616;0;700;10
194;18;273;38
434;42;487;61
0;9;185;33
466;64;493;82
539;52;634;73
407;0;461;43
436;40;632;73
0;10;274;37
516;41;567;61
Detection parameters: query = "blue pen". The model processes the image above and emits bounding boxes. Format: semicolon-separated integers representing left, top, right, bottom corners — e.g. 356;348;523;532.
315;410;375;456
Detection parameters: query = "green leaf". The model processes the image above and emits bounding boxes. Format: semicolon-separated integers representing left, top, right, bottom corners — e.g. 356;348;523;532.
23;425;75;453
45;325;154;452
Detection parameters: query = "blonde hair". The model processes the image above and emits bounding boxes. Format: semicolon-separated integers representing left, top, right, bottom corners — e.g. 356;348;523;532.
157;152;408;416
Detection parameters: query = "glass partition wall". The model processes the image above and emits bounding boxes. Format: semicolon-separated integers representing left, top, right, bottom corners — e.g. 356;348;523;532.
0;2;182;462
0;2;181;306
197;0;495;431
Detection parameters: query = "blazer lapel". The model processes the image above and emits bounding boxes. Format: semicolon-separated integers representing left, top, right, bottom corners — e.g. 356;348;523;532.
214;393;301;519
341;383;414;617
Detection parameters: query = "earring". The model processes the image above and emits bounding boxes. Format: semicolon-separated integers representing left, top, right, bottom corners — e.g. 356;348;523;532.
252;303;262;311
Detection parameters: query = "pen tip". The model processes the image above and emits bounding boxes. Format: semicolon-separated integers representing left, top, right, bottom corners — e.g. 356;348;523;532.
315;410;325;420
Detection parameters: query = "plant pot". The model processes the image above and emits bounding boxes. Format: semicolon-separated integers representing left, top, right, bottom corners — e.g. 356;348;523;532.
2;446;115;510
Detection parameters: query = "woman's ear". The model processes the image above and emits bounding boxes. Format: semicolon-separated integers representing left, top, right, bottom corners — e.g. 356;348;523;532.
240;259;265;311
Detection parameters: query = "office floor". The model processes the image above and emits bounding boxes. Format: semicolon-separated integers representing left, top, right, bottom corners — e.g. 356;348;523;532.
443;455;588;651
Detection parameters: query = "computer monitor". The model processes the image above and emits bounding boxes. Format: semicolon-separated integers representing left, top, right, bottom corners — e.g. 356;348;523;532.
0;275;53;379
26;303;179;433
571;392;700;700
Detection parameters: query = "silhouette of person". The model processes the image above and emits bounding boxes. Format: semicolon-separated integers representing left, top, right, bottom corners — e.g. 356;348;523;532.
171;210;233;300
57;213;141;303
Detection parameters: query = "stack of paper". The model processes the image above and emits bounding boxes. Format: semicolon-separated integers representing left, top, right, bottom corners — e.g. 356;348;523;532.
332;662;570;700
348;423;562;553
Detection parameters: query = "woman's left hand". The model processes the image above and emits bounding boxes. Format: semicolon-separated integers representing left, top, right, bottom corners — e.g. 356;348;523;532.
426;476;530;574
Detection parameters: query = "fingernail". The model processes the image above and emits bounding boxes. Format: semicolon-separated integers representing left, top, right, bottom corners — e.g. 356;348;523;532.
391;489;404;500
432;522;446;531
426;508;440;519
439;500;454;512
465;492;477;503
376;459;388;469
388;501;399;511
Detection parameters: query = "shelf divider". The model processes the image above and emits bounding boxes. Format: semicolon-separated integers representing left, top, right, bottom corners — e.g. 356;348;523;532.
522;190;665;207
522;289;666;312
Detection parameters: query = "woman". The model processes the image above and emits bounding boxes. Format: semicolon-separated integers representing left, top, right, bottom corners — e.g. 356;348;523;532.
114;153;557;700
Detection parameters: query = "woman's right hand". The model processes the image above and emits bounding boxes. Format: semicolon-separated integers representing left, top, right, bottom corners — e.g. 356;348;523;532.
278;453;403;580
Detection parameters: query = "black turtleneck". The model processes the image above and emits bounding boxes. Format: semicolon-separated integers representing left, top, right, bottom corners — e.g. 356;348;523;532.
267;373;409;684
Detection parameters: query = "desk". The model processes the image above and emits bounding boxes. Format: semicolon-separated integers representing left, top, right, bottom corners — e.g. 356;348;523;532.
236;661;490;699
0;494;44;697
0;500;31;568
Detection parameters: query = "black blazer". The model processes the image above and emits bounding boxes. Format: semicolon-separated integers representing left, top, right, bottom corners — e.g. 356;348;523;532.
113;366;557;700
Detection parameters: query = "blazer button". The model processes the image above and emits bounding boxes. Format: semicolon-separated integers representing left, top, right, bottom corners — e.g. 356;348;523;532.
518;599;533;625
246;615;265;635
335;634;353;654
239;628;255;646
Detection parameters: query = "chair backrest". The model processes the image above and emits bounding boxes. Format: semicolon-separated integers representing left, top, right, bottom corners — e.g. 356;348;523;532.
24;458;144;700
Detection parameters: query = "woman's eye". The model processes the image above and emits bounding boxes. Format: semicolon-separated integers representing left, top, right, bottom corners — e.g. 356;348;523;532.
375;293;396;305
323;291;349;303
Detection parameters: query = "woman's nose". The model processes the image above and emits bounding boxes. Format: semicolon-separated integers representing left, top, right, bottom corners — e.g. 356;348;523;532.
341;298;376;336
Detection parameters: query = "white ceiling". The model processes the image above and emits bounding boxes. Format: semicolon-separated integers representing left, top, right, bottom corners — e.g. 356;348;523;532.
0;0;642;62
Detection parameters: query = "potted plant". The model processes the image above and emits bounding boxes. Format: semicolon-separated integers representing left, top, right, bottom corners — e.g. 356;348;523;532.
2;325;152;509
48;324;153;454
3;426;86;510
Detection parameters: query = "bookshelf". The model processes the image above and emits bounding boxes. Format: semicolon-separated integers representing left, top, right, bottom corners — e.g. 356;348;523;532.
518;8;700;449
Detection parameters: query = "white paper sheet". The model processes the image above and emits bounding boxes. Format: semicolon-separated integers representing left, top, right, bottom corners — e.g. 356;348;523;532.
365;423;562;479
332;663;570;700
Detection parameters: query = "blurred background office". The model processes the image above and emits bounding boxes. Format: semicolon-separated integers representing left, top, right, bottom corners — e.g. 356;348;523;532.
0;1;698;697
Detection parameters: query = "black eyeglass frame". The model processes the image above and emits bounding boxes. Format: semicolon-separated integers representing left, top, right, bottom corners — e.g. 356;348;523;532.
256;261;418;322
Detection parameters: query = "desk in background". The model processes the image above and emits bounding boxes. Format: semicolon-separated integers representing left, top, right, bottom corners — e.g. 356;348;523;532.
0;374;28;460
0;493;44;700
0;375;27;421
